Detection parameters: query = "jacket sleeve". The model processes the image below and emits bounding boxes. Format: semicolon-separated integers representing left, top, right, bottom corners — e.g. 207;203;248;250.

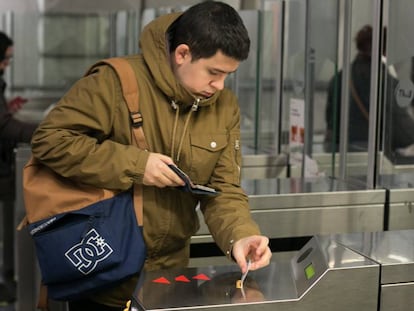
31;65;149;190
199;92;261;257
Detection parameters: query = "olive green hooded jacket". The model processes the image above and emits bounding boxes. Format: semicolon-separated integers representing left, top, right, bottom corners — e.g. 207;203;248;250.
31;12;261;306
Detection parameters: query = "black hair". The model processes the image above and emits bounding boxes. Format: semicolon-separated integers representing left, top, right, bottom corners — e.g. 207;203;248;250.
355;25;372;55
0;31;13;61
168;1;250;61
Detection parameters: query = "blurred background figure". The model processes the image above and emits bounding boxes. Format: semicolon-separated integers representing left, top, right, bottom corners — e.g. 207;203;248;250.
324;25;374;152
324;25;414;156
0;31;37;304
0;31;37;175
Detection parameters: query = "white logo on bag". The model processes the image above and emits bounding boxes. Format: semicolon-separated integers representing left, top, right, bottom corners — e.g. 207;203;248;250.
65;228;113;275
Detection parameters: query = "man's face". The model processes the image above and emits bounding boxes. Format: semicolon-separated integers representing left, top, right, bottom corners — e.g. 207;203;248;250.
173;45;240;99
0;46;13;76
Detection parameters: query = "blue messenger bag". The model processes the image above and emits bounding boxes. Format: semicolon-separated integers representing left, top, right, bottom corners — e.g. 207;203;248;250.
21;57;149;303
28;190;146;301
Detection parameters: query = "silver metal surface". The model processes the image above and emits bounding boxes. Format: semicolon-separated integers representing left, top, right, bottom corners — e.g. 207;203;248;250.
245;177;385;238
334;230;414;284
192;177;385;242
339;0;352;178
366;0;382;188
131;235;379;311
378;173;414;200
381;282;414;311
241;154;288;179
244;177;385;208
387;202;414;230
334;229;414;311
378;173;414;231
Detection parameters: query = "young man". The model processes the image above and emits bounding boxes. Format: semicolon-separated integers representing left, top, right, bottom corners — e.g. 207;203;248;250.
31;2;272;310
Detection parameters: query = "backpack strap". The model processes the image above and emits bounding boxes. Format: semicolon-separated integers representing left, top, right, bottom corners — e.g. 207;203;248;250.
349;78;369;121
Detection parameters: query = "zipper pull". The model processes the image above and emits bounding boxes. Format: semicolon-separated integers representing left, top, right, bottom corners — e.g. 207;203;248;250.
192;98;200;111
235;139;240;151
170;100;177;110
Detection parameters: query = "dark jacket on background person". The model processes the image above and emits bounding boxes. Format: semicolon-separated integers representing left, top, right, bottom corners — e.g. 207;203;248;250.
31;12;261;307
325;53;372;152
325;54;414;155
0;77;37;176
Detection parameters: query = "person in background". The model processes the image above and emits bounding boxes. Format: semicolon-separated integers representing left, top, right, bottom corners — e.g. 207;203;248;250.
30;2;272;310
0;31;37;174
324;25;414;159
0;31;37;303
324;25;374;152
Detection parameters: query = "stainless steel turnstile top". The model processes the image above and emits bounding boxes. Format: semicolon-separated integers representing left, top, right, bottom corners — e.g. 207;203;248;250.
335;230;414;284
131;236;379;311
377;173;414;203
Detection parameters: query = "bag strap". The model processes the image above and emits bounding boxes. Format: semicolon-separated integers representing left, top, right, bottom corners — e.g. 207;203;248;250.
349;78;369;121
86;57;148;226
86;58;149;150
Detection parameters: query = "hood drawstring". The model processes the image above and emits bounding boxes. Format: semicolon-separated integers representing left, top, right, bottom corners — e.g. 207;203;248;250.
170;98;200;162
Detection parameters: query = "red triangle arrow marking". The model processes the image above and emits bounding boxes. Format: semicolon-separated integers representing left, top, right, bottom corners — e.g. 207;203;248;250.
192;273;210;281
152;277;170;284
175;275;191;282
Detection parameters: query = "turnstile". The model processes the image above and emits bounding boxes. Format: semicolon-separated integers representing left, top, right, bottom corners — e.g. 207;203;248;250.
335;230;414;311
131;235;380;311
132;230;414;311
378;173;414;230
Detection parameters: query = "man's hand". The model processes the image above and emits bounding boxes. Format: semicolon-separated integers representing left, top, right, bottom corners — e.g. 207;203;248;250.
232;235;272;274
143;153;185;188
7;96;27;113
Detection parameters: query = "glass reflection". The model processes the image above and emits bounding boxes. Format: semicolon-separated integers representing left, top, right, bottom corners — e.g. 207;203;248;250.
382;1;414;167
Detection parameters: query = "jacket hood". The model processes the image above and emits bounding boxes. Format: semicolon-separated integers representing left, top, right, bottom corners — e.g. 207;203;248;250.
139;12;219;108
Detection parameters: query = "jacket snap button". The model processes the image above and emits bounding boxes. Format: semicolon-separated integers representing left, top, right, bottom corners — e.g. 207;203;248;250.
210;141;217;148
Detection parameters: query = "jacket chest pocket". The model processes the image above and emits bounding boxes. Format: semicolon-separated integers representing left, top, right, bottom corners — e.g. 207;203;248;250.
189;133;228;184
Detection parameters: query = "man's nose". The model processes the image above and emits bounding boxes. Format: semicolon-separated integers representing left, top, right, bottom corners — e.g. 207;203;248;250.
210;77;226;91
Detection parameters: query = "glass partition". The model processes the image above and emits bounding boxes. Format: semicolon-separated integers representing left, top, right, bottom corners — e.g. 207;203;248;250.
380;0;414;174
282;0;339;178
317;0;378;183
3;0;405;183
4;11;141;90
1;9;142;125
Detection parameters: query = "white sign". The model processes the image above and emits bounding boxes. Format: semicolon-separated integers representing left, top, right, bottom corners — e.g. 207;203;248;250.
289;98;305;148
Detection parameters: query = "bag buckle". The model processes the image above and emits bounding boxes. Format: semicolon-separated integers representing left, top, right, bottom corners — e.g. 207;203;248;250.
130;111;143;128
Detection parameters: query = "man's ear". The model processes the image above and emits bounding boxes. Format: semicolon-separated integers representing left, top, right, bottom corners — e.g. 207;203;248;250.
174;44;191;65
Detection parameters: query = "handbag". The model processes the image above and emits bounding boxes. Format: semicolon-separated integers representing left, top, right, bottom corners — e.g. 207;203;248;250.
21;57;149;302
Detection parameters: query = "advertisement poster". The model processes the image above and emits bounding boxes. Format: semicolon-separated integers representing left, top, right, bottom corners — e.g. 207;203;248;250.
289;98;305;149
